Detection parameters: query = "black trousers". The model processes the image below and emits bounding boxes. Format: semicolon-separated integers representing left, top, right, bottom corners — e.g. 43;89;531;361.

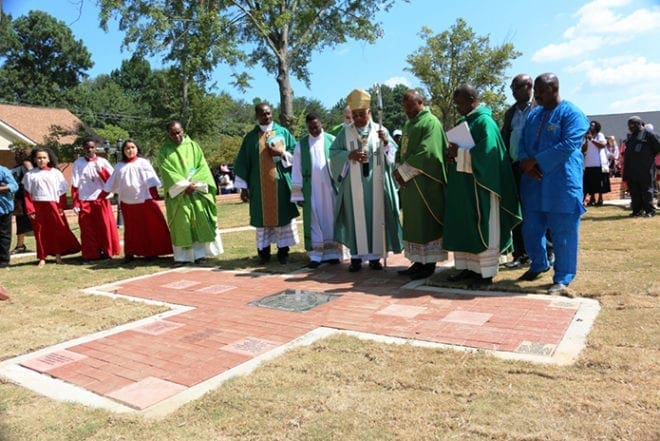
627;171;655;214
0;212;11;266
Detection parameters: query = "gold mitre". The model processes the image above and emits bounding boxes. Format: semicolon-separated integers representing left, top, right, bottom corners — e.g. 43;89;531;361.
347;88;371;110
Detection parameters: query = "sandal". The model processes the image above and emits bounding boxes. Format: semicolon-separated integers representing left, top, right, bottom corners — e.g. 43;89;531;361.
11;245;27;254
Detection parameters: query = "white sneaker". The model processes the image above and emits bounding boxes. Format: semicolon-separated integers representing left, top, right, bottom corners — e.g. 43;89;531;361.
548;283;571;296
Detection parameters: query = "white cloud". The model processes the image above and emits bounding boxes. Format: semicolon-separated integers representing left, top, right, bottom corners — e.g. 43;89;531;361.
567;56;660;86
532;37;605;62
383;76;412;88
609;93;660;113
533;0;660;62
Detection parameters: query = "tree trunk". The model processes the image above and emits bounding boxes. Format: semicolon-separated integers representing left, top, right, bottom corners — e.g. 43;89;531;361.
182;74;190;127
276;58;295;131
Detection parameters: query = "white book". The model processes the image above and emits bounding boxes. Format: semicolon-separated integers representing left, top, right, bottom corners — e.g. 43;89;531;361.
446;121;475;149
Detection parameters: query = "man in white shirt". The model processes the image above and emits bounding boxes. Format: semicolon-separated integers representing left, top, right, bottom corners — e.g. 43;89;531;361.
291;112;344;268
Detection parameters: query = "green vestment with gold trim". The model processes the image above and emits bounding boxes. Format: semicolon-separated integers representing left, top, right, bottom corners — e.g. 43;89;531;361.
234;123;299;227
400;107;447;244
443;106;521;254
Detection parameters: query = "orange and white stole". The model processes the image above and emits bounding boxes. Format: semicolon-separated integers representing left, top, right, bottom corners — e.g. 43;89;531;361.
259;130;279;227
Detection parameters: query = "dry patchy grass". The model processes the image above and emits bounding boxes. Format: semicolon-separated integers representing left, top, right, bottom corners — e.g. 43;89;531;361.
0;204;658;440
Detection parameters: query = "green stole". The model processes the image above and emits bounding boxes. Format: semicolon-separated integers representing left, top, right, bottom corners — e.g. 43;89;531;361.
345;123;385;256
300;132;336;251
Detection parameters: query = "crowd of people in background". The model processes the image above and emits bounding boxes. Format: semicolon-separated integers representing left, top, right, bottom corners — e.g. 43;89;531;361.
1;73;658;298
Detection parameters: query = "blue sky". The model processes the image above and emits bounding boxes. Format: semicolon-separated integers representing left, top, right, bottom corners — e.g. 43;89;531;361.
4;0;660;116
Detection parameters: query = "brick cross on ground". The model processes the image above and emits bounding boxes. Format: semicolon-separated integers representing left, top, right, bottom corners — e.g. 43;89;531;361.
0;254;599;417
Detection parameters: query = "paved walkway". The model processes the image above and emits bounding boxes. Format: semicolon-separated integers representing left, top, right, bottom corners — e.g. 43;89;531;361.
0;255;599;417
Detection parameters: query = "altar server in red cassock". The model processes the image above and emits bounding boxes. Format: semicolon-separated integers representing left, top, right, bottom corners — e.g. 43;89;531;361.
71;139;121;261
104;139;173;262
22;147;81;267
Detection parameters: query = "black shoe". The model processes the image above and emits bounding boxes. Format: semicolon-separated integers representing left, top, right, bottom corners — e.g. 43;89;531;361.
324;258;340;265
277;247;290;265
307;261;321;269
547;251;556;267
468;277;493;288
195;257;207;264
258;247;271;264
348;259;362;272
368;260;383;270
505;256;528;269
518;267;550;281
123;254;135;263
398;262;423;276
410;263;436;280
629;211;643;217
643;211;655;218
447;269;480;282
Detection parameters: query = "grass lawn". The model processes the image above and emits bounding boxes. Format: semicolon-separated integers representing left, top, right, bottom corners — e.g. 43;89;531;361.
0;202;658;440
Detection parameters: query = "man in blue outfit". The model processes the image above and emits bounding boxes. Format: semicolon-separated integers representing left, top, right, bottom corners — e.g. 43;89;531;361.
517;73;589;295
0;165;19;268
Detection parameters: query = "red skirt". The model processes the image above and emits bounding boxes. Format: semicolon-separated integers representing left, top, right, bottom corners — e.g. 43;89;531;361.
121;200;173;257
30;201;81;259
78;199;121;259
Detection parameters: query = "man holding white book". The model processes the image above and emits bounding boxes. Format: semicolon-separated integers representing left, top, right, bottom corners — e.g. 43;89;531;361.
443;84;521;286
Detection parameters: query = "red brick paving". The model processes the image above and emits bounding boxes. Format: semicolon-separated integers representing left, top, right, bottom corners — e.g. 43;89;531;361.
18;255;581;410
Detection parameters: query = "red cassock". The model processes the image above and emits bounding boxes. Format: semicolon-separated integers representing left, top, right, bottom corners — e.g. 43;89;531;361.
29;200;81;259
77;199;121;260
121;200;173;257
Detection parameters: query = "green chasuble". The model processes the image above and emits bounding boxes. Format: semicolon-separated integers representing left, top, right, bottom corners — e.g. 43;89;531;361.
400;107;448;244
329;122;403;255
158;135;218;248
300;132;336;251
443;106;521;254
234;123;299;228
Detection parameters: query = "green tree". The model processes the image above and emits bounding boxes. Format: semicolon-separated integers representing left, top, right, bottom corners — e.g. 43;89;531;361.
230;0;399;129
0;11;93;106
328;83;408;133
66;75;141;129
406;19;520;128
99;0;245;125
370;83;409;132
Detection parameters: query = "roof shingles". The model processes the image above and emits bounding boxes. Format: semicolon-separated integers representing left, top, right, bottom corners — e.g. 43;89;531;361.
0;103;84;145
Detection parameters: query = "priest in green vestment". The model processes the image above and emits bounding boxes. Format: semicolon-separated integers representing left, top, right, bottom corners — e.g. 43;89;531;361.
158;120;223;263
329;88;403;272
444;85;521;285
234;103;299;264
394;90;448;280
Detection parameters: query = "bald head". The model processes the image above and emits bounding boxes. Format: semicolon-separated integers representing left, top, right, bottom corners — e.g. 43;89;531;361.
454;84;479;102
404;90;424;104
402;90;425;118
533;73;560;109
535;73;559;91
453;84;479;116
513;74;532;85
511;74;533;106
